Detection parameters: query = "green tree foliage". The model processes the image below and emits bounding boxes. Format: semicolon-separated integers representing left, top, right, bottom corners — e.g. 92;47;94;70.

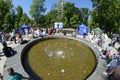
63;2;82;28
29;0;46;26
70;14;80;28
45;10;58;28
0;0;15;32
44;1;90;29
55;0;64;22
15;5;23;28
91;0;120;34
19;13;30;26
80;8;89;26
44;0;64;28
63;2;75;27
88;10;99;29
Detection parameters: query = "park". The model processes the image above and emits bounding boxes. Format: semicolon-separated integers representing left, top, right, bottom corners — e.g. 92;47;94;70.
0;0;120;80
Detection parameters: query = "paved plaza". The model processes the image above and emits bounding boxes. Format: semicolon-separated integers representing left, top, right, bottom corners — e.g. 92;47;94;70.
0;33;119;80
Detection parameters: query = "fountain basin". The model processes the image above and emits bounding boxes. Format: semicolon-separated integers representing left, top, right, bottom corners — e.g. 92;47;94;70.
21;36;97;80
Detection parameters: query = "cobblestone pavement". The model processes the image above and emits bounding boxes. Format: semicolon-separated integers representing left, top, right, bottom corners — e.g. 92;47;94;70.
0;33;119;80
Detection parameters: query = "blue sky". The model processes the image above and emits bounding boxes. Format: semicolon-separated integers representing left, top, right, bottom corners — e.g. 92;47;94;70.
12;0;93;16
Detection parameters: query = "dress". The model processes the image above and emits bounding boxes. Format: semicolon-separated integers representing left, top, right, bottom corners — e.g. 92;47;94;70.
7;72;23;80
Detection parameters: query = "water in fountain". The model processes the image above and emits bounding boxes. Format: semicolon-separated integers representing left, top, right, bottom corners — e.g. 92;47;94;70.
27;38;96;80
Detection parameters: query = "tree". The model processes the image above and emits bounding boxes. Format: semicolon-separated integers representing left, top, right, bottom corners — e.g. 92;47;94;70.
63;2;82;28
44;0;89;29
55;0;64;22
15;5;23;28
91;0;120;34
63;2;77;27
0;0;15;32
70;14;80;28
80;8;89;26
29;0;46;26
19;13;30;26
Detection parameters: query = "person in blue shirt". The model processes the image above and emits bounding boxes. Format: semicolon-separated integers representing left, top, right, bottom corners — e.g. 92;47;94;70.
106;43;112;52
7;67;29;80
106;57;117;72
105;43;113;58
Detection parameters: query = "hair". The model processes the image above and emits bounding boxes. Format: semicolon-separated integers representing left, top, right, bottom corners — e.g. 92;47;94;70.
7;67;14;76
118;47;120;52
108;43;112;46
2;42;7;47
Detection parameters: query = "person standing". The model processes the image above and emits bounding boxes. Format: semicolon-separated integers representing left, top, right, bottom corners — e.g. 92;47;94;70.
11;29;16;44
1;33;7;45
89;31;94;43
83;28;87;38
18;32;23;44
25;28;29;38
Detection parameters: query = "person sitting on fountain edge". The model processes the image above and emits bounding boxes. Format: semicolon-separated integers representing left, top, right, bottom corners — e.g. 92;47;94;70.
2;42;15;57
7;67;30;80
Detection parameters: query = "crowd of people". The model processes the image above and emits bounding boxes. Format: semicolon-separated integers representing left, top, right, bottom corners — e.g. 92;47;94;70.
32;27;67;38
0;27;120;80
88;31;120;80
0;27;70;80
103;47;120;80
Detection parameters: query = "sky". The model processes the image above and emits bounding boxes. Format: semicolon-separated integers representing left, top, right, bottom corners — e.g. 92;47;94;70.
12;0;93;17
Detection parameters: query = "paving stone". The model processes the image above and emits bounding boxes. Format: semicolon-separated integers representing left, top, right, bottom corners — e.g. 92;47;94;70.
2;35;119;80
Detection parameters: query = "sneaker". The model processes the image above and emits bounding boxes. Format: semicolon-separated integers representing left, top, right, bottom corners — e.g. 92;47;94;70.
103;72;108;76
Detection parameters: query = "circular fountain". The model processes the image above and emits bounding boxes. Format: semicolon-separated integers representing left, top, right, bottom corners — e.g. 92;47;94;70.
21;36;97;80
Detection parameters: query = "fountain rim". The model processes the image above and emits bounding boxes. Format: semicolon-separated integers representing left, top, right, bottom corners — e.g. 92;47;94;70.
21;35;99;80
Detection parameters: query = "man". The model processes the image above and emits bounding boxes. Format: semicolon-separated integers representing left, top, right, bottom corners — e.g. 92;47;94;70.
103;66;120;80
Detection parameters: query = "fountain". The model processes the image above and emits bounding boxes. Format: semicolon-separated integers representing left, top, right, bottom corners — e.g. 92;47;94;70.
21;36;97;80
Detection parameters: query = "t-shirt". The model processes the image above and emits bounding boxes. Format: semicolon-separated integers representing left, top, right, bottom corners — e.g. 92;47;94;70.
106;46;112;52
7;72;23;80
